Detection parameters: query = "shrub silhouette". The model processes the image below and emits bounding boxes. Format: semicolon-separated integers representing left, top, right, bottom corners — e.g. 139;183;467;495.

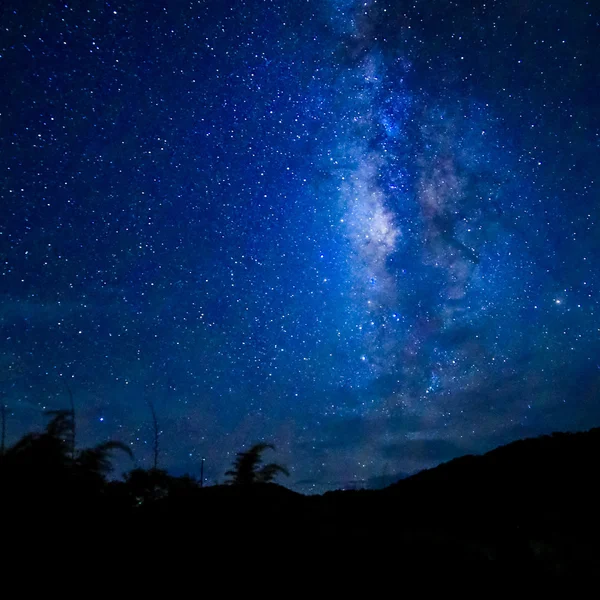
124;467;176;506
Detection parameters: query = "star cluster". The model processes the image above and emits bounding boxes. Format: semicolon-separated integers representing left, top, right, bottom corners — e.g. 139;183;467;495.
1;0;598;491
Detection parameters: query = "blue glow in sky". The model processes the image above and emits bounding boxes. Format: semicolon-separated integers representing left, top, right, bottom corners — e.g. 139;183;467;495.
1;0;599;491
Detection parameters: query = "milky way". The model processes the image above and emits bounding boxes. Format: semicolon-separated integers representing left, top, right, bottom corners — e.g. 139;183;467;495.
1;0;599;491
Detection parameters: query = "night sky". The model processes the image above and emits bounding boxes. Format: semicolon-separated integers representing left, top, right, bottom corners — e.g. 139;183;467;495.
1;0;599;492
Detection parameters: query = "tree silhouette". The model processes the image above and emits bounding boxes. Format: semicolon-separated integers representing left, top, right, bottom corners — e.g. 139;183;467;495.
225;443;289;485
74;441;133;491
147;399;160;470
44;409;75;455
120;467;200;509
4;410;73;473
0;408;132;498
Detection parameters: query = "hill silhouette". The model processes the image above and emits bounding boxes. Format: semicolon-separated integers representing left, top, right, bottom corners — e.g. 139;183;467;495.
2;424;599;578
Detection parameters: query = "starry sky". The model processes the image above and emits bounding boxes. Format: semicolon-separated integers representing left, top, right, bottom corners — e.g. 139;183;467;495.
1;0;599;491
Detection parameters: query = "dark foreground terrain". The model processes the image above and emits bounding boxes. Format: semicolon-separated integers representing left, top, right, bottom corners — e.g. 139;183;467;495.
3;425;600;580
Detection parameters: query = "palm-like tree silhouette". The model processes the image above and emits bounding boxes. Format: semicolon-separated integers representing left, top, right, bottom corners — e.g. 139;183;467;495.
225;443;289;485
1;409;132;488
